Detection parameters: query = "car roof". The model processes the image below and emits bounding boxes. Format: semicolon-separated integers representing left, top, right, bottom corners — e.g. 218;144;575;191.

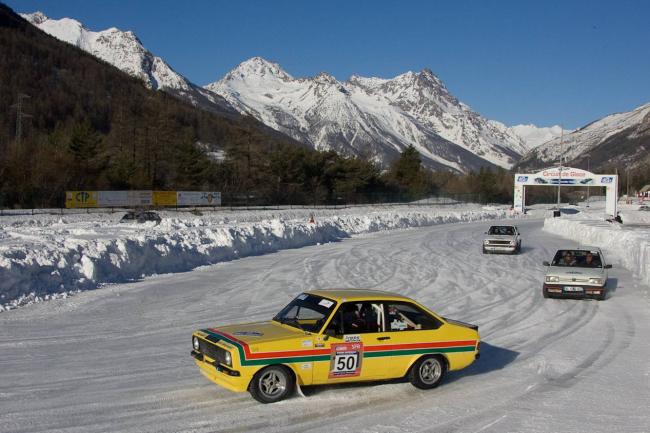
305;289;413;302
555;246;602;252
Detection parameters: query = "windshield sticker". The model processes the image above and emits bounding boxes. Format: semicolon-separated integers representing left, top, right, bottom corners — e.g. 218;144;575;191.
318;299;334;308
232;331;263;337
329;342;363;379
344;334;361;343
297;294;308;300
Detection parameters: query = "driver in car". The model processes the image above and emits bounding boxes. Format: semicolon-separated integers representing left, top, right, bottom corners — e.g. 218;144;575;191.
562;252;577;266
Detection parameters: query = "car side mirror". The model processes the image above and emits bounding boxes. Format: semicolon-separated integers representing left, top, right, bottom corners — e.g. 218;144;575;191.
542;261;550;266
604;264;612;269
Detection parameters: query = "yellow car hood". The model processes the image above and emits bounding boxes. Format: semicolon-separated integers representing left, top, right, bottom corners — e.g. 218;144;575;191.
211;320;304;345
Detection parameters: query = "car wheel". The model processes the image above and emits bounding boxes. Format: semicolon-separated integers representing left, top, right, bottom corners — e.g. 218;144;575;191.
597;290;606;301
482;246;487;254
543;287;550;299
409;355;446;390
249;365;294;404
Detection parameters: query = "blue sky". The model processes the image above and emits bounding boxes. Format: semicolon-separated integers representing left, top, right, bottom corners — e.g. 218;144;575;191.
9;0;650;129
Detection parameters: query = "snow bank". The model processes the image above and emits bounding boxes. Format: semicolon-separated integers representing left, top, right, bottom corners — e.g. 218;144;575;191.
0;205;514;310
543;217;650;287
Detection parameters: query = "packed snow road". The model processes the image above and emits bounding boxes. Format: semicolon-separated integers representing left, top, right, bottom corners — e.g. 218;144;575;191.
0;219;648;433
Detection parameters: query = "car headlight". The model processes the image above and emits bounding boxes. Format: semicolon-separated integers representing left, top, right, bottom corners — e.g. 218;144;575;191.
224;351;232;366
192;336;200;351
545;276;559;283
484;240;489;245
588;278;603;285
509;240;515;245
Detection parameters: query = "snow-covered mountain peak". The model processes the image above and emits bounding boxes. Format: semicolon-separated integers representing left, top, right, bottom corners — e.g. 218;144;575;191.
225;56;293;82
22;10;47;24
208;59;536;171
20;11;234;114
508;124;567;150
313;71;338;85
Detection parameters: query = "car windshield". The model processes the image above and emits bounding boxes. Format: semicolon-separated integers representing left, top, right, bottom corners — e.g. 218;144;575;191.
488;226;515;236
273;293;336;333
551;249;602;268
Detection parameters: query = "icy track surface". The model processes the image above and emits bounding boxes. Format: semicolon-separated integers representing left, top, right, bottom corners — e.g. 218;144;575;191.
1;218;649;433
0;205;511;309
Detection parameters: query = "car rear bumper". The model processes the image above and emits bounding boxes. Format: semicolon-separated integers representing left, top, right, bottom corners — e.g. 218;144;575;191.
543;283;605;298
484;245;516;253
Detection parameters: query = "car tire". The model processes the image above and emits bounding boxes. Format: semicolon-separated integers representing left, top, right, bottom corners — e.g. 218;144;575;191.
597;290;606;301
249;365;295;404
409;355;446;390
543;287;550;299
482;246;487;254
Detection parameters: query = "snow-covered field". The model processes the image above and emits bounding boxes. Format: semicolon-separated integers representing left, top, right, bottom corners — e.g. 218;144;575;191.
0;204;513;310
0;206;648;433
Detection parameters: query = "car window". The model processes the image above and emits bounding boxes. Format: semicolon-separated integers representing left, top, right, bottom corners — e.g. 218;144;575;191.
551;250;602;268
326;302;384;335
488;226;514;235
384;302;442;331
273;293;336;333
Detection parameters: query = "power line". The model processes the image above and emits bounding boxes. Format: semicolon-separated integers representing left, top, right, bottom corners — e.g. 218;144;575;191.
10;93;32;145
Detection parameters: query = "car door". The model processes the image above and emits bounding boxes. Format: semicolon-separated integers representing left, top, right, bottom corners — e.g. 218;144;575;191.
312;301;390;384
380;301;446;379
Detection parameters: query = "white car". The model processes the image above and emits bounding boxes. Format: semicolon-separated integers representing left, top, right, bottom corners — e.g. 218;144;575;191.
482;225;521;254
542;247;612;300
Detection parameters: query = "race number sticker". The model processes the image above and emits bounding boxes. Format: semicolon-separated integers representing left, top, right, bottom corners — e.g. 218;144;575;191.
329;342;363;378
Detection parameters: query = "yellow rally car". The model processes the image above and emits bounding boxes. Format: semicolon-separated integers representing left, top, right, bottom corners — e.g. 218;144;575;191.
191;289;480;403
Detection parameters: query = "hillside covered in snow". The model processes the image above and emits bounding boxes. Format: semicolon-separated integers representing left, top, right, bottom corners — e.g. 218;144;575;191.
21;11;235;115
22;10;565;173
518;103;650;171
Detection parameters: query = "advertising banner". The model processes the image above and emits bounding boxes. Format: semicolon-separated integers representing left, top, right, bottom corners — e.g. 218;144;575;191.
124;190;153;207
97;191;153;207
152;191;177;207
65;191;98;208
96;191;129;207
176;191;221;206
65;191;220;208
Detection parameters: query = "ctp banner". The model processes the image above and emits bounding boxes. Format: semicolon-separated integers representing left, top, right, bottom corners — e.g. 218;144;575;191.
65;191;98;208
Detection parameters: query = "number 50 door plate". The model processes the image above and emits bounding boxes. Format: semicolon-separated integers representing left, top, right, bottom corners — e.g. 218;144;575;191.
329;342;364;378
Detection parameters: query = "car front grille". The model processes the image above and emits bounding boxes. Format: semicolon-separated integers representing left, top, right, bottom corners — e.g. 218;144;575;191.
560;277;589;283
198;339;228;365
487;240;512;245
